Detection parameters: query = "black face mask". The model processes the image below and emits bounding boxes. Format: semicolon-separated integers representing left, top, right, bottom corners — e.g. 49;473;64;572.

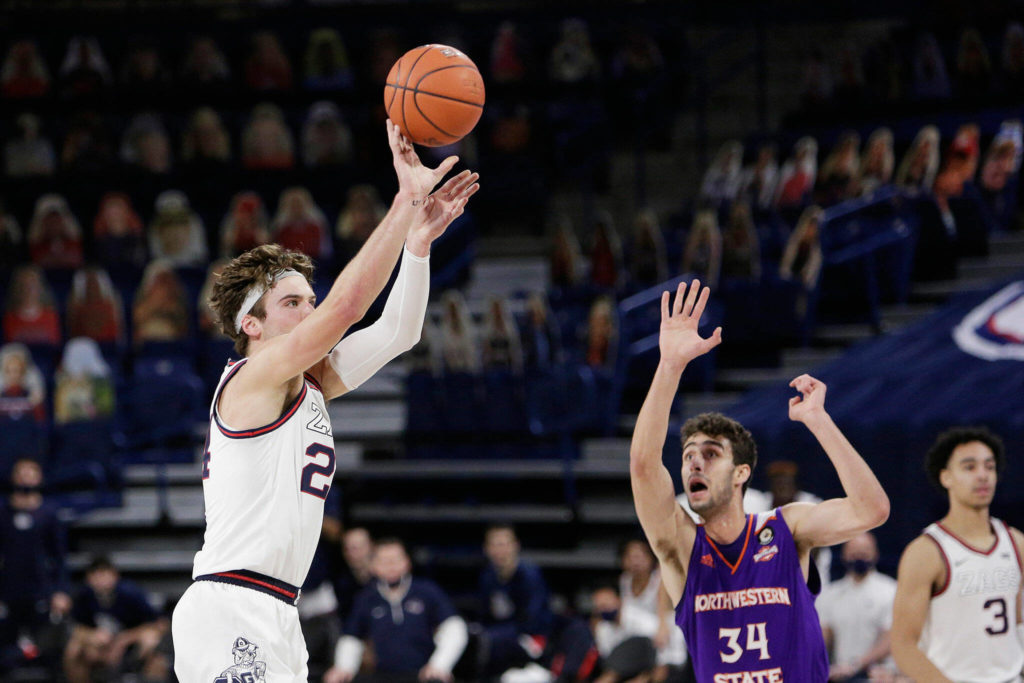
12;485;40;495
599;609;619;622
845;558;874;576
386;577;404;589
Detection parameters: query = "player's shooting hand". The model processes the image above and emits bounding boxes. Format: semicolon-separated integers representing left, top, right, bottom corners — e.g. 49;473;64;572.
323;667;354;683
788;374;827;424
659;279;722;371
406;169;480;257
419;664;454;683
387;119;459;199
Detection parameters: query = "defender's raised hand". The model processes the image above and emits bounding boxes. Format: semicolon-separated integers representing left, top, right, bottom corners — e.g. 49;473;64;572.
387;119;459;199
659;279;722;369
788;373;827;423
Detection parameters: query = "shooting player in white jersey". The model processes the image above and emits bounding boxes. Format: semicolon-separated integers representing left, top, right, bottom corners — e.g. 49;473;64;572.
171;120;479;683
892;427;1024;682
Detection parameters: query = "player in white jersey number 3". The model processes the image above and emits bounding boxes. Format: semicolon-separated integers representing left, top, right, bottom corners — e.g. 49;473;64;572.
891;427;1024;683
171;119;479;683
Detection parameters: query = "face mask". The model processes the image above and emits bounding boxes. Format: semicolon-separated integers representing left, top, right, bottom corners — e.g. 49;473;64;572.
599;609;619;622
13;485;40;495
386;577;404;589
845;559;874;576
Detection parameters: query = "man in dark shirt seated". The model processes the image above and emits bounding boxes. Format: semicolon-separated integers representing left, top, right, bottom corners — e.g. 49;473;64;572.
324;537;467;683
63;556;168;683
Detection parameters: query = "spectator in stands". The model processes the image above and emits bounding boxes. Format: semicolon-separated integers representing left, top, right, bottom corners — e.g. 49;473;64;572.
54;337;115;424
682;209;722;289
610;25;664;89
817;532;896;682
59;36;111;97
271;186;332;261
478;524;554;676
1001;22;1024;92
817;130;860;206
590;584;658;683
66;267;124;344
439;290;480;373
121;112;172;174
0;343;46;422
933;123;980;220
3;265;60;345
956;28;992;99
585;296;618;370
550;217;582;290
590;210;623;290
0;458;71;663
28;193;84;270
5;112;56;177
246;31;293;92
979;119;1023;231
912;33;951;101
481;296;523;373
490;21;529;84
197;259;229;338
181;36;231;88
60;110;114;173
335;527;374;618
93;192;147;270
131;261;189;345
242;102;295;170
1;40;50;98
699;140;744;208
120;41;169;96
740;143;779;211
550;18;601;83
721;202;761;283
221;191;271;257
799;47;833;111
304;28;354;91
303;101;354;168
63;556;168;683
148;190;209;266
0;200;24;274
618;540;664;642
335;184;386;264
522;292;562;370
629;209;668;288
301;488;343;681
775;136;818;209
779;205;824;297
854;127;895;196
181;106;232;165
895;125;940;192
326;537;468;683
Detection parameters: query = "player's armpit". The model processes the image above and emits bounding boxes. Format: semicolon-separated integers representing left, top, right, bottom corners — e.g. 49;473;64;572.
307;357;349;401
783;497;886;551
891;536;951;683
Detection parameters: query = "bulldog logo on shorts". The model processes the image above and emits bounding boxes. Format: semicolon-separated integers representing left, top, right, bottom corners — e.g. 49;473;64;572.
213;636;267;683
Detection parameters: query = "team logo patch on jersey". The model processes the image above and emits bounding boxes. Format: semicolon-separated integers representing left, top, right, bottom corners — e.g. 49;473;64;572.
701;553;715;568
952;280;1024;360
214;636;266;683
758;526;775;545
753;545;778;563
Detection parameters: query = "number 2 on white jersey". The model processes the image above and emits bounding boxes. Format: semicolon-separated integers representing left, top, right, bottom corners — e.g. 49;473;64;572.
719;623;770;663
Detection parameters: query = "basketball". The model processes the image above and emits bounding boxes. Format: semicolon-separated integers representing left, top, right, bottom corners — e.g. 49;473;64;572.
384;44;485;147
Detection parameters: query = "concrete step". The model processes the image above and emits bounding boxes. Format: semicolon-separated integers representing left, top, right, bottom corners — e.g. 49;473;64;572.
466;257;548;301
350;503;572;524
715;366;792;391
780;347;844;374
957;255;1024;281
879;303;937;332
328;399;405;438
990;231;1024;255
812;323;878;345
910;277;994;303
75;488;205;528
681;391;744;417
579;500;637;524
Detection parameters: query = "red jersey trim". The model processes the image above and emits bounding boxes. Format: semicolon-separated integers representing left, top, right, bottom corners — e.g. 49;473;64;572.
935;521;999;555
212;359;308;439
303;372;323;393
1000;520;1024;572
923;533;951;597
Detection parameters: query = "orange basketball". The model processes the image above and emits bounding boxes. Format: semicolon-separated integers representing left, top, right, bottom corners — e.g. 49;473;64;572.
384;44;485;147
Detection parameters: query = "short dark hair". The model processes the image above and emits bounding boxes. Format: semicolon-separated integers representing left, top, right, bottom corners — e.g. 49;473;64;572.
925;426;1006;491
618;537;654;561
373;537;407;555
681;412;758;493
86;556;116;574
485;523;518;541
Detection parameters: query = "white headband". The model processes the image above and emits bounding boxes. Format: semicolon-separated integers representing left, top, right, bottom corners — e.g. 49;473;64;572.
234;269;304;333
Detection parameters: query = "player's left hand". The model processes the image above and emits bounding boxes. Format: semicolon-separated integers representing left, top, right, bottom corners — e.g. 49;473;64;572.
788;374;827;423
387;119;459;199
406;169;480;257
418;663;453;683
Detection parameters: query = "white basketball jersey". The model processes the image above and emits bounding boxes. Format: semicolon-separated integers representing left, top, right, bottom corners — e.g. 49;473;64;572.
919;519;1024;683
192;360;336;587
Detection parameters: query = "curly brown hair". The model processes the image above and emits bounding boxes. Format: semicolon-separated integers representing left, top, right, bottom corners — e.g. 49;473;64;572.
681;412;758;493
208;244;315;356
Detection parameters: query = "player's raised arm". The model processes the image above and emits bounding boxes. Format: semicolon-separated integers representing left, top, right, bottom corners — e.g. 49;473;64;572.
781;375;890;550
890;536;953;683
630;280;721;604
241;120;462;389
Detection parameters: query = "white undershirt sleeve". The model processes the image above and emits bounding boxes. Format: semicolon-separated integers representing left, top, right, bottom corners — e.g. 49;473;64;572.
328;247;430;390
427;615;468;674
334;635;365;675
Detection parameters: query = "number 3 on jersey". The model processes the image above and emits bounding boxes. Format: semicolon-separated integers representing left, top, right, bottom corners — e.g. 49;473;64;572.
719;623;770;663
300;443;335;499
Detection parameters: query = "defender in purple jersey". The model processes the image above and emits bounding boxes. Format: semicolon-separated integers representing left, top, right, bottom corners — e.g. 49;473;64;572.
629;280;890;683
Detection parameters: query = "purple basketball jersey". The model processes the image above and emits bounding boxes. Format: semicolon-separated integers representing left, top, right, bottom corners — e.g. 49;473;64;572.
676;509;828;682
